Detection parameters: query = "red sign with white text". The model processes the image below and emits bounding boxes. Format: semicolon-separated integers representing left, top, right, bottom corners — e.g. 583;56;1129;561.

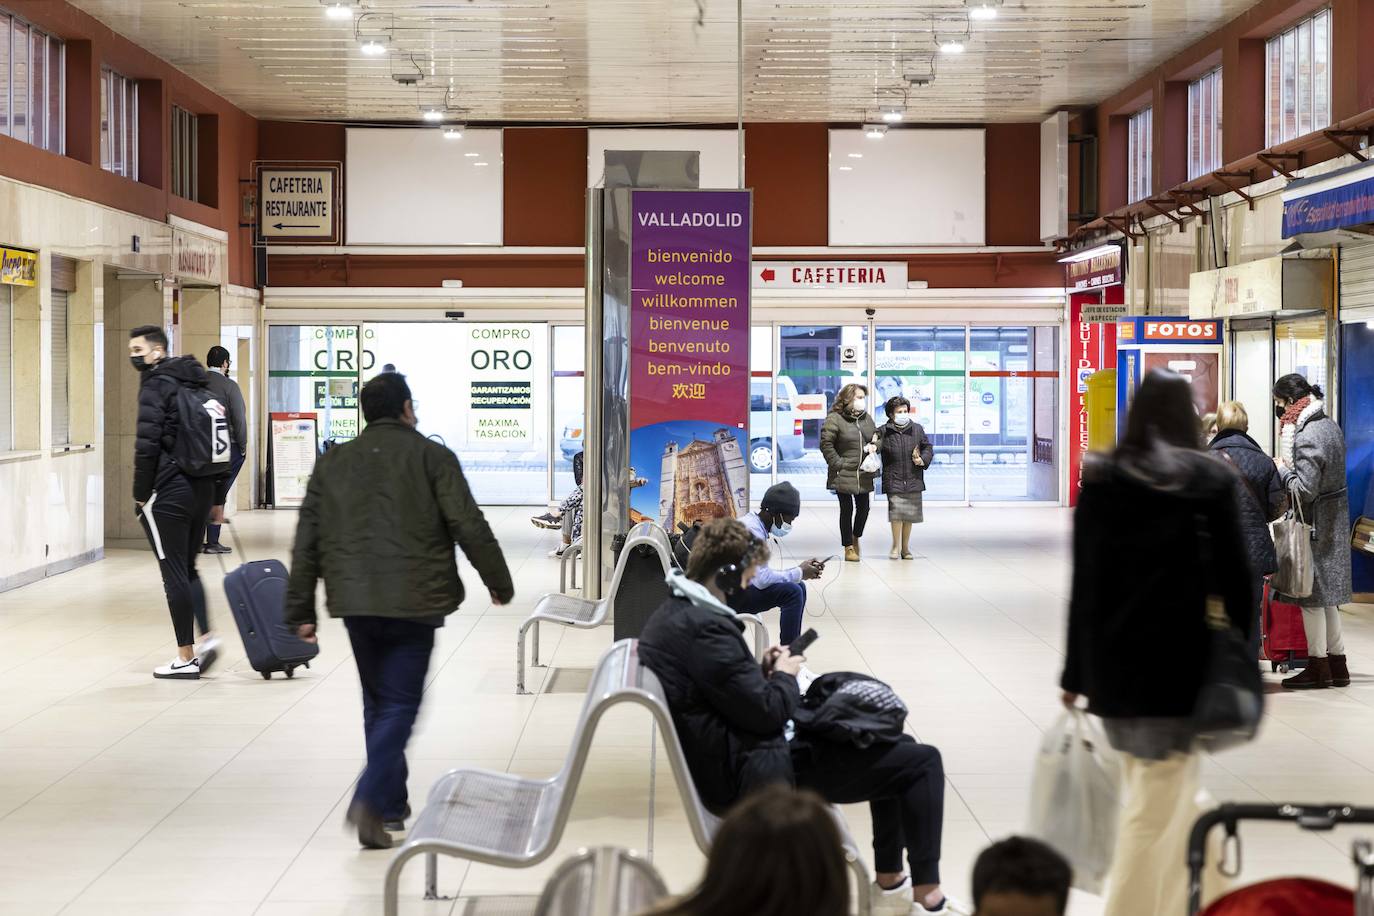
1069;290;1119;507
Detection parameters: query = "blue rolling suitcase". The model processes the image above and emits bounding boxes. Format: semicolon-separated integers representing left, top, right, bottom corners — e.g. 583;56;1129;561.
220;525;318;679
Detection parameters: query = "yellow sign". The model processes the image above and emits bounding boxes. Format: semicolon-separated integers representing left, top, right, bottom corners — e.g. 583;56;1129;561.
0;246;37;286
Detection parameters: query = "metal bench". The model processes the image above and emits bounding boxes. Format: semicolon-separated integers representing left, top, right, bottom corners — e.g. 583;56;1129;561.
517;522;672;694
558;538;583;594
386;639;872;916
533;846;668;916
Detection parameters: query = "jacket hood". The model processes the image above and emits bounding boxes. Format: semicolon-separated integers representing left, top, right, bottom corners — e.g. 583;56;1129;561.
1209;429;1265;453
151;355;209;386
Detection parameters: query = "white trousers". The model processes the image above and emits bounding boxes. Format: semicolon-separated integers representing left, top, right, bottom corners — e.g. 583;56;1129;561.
1104;753;1229;916
1301;605;1346;657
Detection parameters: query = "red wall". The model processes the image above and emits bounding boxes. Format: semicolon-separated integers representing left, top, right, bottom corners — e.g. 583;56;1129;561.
0;1;258;286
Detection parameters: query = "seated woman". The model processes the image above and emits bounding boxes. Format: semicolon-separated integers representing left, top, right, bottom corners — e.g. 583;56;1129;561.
639;518;959;916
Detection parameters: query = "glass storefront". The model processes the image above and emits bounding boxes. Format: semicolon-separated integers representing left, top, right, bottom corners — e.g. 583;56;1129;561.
267;319;1062;505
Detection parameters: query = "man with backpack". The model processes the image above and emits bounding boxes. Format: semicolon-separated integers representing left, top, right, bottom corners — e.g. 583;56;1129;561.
129;325;232;680
202;345;247;556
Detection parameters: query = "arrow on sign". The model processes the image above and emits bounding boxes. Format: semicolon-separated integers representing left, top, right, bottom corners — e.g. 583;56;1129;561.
272;223;317;230
760;268;775;282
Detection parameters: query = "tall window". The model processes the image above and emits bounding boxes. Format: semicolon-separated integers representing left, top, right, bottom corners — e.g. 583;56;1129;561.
0;9;64;153
100;68;138;180
171;105;199;201
1128;106;1153;203
1189;69;1223;179
1267;8;1331;146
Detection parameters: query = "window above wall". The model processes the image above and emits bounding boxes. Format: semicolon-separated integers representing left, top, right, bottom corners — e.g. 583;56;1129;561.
100;68;138;180
1189;68;1222;180
171;105;198;201
1267;8;1331;147
0;8;66;155
1128;106;1153;203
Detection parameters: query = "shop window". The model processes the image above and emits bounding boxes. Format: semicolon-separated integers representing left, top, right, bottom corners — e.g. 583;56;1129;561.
1267;8;1331;146
0;9;64;153
0;285;11;452
100;68;138;180
171;105;198;202
1128;106;1152;203
1188;69;1223;179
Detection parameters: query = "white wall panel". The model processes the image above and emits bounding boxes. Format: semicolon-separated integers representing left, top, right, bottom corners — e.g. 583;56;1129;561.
586;129;741;188
1041;112;1069;242
346;128;503;245
828;129;985;246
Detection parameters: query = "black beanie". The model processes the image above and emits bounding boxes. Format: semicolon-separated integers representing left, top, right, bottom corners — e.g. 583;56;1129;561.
760;481;801;517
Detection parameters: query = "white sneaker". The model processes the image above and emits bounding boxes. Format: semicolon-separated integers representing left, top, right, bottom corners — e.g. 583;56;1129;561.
548;546;566;559
872;877;914;916
153;656;201;680
196;636;222;675
918;893;971;916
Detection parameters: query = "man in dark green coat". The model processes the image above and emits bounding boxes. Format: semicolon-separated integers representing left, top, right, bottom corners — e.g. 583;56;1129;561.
286;372;514;849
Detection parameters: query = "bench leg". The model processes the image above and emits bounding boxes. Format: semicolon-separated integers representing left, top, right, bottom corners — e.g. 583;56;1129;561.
516;621;530;695
383;845;421;916
532;619;541;667
847;853;872;916
424;852;440;900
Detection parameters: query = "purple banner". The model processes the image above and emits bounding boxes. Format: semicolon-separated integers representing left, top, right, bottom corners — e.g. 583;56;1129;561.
629;189;751;530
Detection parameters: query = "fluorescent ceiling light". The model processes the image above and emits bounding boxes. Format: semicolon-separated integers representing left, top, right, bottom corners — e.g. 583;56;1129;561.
422;107;444;122
323;3;356;21
966;0;1003;20
444;124;465;139
359;37;389;56
864;123;887;139
1056;243;1120;264
881;108;904;123
938;38;965;54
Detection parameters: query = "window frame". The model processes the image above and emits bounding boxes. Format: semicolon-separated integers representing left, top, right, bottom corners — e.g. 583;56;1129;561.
1188;68;1223;180
0;9;64;153
1127;106;1153;203
171;104;199;202
100;66;138;181
1266;8;1332;147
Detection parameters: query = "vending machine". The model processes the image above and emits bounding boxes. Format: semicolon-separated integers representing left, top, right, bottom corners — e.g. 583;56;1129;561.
1115;318;1223;437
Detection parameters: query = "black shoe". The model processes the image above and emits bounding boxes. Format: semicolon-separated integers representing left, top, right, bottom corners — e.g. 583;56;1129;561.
383;803;412;832
203;543;232;555
346;801;393;850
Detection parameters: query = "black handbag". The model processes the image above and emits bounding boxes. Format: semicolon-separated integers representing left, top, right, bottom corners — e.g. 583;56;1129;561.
1192;516;1265;753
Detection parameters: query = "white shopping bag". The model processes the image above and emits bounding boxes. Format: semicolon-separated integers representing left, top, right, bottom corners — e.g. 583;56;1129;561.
1026;709;1123;895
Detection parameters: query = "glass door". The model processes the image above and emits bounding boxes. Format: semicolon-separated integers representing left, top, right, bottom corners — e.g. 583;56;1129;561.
551;324;584;501
967;326;1059;501
872;326;966;501
776;324;869;501
1230;319;1275;454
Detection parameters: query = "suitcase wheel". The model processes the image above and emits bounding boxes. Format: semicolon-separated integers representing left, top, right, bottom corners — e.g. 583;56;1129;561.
261;671;272;680
285;666;296;679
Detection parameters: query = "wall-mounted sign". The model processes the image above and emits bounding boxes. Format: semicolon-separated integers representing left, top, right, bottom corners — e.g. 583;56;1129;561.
257;164;340;243
1118;318;1222;343
1064;244;1124;292
0;246;38;286
1080;304;1128;323
270;412;318;508
1282;157;1374;236
172;230;222;284
753;261;908;289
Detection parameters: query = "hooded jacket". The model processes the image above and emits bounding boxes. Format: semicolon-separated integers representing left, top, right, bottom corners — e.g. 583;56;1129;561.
1208;429;1284;580
1061;448;1254;719
134;355;211;503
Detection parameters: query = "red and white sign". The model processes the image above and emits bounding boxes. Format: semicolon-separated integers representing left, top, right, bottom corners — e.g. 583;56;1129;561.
793;393;828;418
753;261;908;290
1069;290;1119;507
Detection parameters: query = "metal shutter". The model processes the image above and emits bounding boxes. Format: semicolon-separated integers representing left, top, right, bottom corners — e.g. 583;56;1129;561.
0;287;11;452
1339;239;1374;312
50;288;68;446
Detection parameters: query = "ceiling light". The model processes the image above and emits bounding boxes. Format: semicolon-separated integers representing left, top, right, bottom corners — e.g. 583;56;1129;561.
321;1;357;21
474;161;489;167
938;38;965;54
444;125;465;139
881;108;904;123
838;166;854;172
1056;243;1121;264
359;37;389;56
847;152;863;158
422;107;444;122
966;0;1002;20
864;123;888;139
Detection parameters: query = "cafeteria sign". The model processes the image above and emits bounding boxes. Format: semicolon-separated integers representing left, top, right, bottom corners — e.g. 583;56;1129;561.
1;246;38;286
257;164;340;243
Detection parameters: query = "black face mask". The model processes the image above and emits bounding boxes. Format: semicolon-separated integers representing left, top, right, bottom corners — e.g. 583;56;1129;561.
1274;404;1286;420
130;355;151;372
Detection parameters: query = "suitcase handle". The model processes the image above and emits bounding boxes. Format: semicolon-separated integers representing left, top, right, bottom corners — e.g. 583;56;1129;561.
1188;804;1374;915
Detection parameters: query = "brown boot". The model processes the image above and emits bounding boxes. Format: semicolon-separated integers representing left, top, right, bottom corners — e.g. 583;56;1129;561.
1282;657;1332;690
1328;655;1351;688
844;546;860;562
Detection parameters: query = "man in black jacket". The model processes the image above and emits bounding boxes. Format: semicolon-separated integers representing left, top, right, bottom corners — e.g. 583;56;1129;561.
287;372;515;849
129;326;218;680
202;345;247;556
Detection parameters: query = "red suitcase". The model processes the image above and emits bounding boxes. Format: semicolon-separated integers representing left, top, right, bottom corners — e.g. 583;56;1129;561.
1262;575;1308;672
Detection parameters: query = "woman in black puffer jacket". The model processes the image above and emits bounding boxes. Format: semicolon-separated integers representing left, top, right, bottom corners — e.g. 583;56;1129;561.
879;397;934;560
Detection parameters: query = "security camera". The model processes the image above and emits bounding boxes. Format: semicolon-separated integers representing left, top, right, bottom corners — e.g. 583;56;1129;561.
865;308;876;318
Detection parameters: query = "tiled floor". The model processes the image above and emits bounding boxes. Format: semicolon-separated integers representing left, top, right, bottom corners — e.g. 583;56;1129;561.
1;505;1372;915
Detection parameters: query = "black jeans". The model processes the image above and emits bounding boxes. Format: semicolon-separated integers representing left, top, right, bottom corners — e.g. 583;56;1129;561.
346;616;437;821
837;493;871;547
137;472;214;647
794;734;945;886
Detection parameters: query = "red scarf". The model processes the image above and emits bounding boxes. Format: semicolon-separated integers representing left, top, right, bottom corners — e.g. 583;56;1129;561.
1280;395;1311;428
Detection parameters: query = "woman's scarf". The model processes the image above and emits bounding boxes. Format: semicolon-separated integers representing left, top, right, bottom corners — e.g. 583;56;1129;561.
1279;396;1322;468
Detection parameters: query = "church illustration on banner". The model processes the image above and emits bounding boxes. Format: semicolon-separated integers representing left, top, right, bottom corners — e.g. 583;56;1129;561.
656;429;749;529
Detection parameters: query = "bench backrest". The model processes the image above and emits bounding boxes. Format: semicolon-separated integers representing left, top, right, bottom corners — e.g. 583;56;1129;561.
604;522;674;599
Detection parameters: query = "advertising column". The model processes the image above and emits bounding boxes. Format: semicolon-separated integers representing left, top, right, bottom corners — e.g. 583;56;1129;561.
629;190;751;530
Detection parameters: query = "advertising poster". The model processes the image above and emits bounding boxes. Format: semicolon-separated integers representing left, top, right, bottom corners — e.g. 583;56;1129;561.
629;189;752;530
934;351;966;435
873;351;937;429
967;351;1001;435
270;412;318;507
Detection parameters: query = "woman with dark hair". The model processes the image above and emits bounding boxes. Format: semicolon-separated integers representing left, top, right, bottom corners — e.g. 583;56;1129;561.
641;785;849;916
1271;373;1353;689
1060;369;1253;916
640;518;960;915
880;396;934;560
820;383;880;562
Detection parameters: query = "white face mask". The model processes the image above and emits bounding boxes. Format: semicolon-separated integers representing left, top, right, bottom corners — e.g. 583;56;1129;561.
852;398;866;415
772;520;793;538
893;414;911;427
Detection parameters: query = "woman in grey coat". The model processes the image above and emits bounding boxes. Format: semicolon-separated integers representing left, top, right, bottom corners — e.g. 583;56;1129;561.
1272;373;1353;689
819;383;879;562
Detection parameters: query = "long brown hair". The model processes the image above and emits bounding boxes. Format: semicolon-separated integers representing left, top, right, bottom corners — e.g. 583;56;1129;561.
647;786;849;916
831;382;867;416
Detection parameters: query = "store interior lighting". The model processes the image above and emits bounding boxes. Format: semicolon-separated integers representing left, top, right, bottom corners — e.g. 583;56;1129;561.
422;107;444;122
321;1;357;20
864;123;888;139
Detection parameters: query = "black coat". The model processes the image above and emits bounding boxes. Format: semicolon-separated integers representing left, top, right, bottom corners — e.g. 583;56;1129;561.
1208;429;1285;579
133;356;210;503
638;595;799;813
1061;450;1255;719
879;420;934;495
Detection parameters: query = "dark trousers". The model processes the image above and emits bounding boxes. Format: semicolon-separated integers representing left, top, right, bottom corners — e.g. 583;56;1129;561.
837;492;871;547
138;472;214;647
345;616;436;820
795;734;945;886
729;581;807;644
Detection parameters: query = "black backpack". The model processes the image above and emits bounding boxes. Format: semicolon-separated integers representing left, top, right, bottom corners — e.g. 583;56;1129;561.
172;383;233;477
793;672;908;749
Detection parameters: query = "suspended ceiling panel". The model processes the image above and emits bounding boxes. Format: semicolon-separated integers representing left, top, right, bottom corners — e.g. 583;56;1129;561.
66;1;1258;124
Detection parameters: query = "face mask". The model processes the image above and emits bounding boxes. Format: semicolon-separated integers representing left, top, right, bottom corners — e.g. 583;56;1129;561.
893;414;911;427
852;398;866;415
130;355;151;372
772;520;793;538
1274;404;1286;420
667;570;736;617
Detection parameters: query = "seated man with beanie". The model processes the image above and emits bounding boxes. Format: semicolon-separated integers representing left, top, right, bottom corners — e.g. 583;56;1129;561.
729;481;824;645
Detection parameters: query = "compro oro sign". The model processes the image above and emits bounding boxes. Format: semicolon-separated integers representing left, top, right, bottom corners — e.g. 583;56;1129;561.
257;165;340;243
